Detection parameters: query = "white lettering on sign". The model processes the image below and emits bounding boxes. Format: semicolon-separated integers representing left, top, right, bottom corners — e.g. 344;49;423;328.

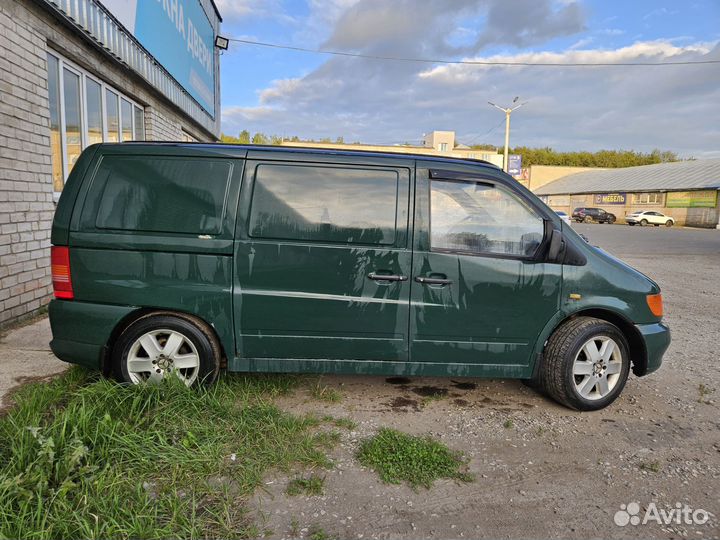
155;0;213;77
187;19;212;75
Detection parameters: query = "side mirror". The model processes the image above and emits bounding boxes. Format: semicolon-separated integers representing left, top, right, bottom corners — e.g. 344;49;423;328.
547;228;564;261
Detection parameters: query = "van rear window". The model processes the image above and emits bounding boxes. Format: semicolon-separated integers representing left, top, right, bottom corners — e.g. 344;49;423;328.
249;164;398;245
93;156;232;235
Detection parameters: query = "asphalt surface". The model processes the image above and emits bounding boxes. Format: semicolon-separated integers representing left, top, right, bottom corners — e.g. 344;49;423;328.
572;222;720;257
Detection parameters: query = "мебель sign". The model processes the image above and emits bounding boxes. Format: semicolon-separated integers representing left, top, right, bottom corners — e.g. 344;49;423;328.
593;193;627;205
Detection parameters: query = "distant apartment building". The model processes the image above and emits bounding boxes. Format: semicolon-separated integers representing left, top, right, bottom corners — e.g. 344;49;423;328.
281;131;505;168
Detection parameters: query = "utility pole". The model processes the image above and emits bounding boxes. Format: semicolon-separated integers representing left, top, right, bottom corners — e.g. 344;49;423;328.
488;98;527;173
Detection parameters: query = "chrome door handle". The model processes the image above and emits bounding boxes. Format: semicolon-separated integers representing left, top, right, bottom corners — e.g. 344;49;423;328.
367;272;408;282
415;276;453;285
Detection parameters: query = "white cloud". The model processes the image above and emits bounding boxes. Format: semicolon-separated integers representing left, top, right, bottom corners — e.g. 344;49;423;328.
220;1;720;157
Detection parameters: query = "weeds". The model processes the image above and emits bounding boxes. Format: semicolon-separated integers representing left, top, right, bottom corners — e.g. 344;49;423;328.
357;428;474;489
286;475;325;496
309;379;342;403
309;525;336;540
0;368;336;539
503;419;514;429
639;460;661;473
321;415;356;430
289;517;300;536
698;383;714;403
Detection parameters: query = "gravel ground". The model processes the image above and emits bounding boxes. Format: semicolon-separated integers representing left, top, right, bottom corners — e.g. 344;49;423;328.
252;224;720;540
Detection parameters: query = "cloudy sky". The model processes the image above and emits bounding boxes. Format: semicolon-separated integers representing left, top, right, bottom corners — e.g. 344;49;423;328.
216;0;720;158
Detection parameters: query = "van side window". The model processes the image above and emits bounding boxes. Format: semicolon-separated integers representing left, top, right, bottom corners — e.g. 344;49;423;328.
94;157;232;234
249;164;398;245
430;180;544;257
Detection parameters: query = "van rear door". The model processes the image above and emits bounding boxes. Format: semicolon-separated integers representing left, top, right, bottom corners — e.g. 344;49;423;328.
232;151;412;370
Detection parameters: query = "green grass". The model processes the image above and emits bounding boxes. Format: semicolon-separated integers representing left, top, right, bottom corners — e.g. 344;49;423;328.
326;417;357;430
357;428;474;490
503;419;514;429
286;475;325;496
308;525;336;540
0;368;337;539
309;380;342;403
639;460;661;473
698;383;714;403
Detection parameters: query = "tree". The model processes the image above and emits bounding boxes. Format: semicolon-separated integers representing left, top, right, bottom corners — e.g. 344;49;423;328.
238;130;250;144
251;132;268;145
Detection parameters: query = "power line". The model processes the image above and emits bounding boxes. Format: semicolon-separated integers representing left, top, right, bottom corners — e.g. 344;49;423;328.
227;37;720;67
464;118;507;147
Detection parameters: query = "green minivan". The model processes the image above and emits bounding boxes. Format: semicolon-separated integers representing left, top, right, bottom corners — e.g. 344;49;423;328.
49;143;670;410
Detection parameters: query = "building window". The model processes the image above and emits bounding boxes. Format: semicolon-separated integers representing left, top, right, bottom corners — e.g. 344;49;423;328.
120;99;133;142
46;51;144;195
85;78;103;145
439;143;448;152
47;54;63;193
105;89;120;143
62;67;83;173
134;106;145;140
632;192;662;205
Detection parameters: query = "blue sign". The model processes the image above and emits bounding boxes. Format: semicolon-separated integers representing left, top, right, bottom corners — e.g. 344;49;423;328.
508;154;522;177
102;0;215;115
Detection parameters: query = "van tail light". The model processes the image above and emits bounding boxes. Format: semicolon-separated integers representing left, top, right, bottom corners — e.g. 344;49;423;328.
51;246;74;300
646;293;663;317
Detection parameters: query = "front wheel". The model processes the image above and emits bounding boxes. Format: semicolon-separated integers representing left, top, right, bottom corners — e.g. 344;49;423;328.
112;313;221;387
640;219;648;226
584;216;593;223
665;220;673;227
539;317;630;410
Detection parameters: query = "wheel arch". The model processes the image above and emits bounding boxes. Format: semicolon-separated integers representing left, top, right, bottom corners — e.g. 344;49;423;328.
101;308;229;375
533;308;648;378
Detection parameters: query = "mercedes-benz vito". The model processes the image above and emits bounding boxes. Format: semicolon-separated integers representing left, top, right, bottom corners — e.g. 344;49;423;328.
49;143;670;410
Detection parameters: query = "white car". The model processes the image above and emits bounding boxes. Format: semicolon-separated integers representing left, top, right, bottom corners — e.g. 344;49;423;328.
626;210;675;227
555;211;572;226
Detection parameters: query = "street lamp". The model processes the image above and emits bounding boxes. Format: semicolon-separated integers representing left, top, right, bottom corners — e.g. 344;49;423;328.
488;97;527;173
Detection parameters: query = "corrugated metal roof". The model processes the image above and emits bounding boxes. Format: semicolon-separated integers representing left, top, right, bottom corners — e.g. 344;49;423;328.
535;158;720;195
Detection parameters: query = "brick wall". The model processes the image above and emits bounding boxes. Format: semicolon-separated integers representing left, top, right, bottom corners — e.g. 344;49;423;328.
145;108;185;141
0;0;218;328
0;4;55;326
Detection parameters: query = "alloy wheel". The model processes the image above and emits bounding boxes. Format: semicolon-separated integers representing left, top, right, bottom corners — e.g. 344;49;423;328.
126;329;200;385
572;336;624;400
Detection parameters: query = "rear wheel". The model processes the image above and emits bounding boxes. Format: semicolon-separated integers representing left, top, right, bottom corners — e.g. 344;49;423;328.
584;216;592;223
539;317;630;410
112;314;221;387
665;220;673;227
640;219;648;226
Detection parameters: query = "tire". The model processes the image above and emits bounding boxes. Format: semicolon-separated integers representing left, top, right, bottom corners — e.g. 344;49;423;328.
584;216;592;223
538;317;630;411
665;220;673;227
608;217;616;224
112;313;221;387
640;219;648;226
